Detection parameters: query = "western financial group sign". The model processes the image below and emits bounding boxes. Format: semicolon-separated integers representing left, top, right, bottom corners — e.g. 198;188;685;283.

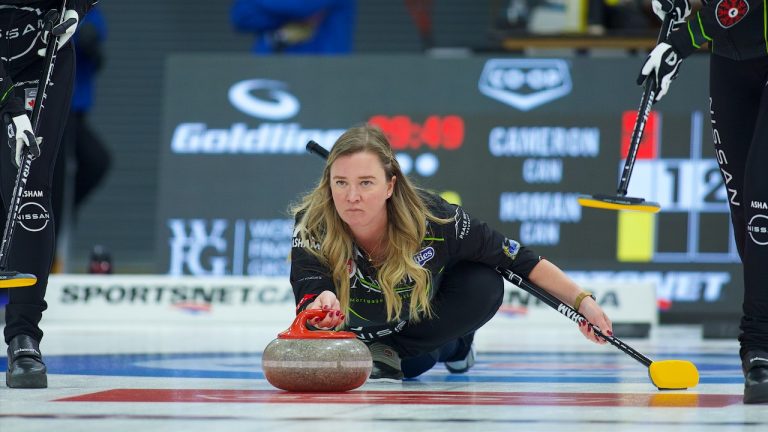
158;54;741;325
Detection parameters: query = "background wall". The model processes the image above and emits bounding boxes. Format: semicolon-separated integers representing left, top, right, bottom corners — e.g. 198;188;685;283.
76;0;498;272
43;1;738;329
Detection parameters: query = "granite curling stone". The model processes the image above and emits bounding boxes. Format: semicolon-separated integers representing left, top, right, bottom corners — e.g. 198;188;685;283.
262;309;372;392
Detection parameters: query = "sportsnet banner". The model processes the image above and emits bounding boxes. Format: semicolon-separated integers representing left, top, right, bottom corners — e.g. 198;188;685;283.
42;275;654;338
43;275;295;324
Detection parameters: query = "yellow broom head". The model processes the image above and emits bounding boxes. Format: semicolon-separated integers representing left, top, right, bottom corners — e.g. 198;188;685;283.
649;360;700;390
0;272;37;288
578;194;661;213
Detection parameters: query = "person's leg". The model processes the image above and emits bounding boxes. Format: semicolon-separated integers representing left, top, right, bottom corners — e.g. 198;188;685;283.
709;53;768;404
399;339;459;379
738;61;768;354
399;332;477;378
443;330;476;373
737;56;768;404
708;55;760;260
2;46;74;388
389;261;503;378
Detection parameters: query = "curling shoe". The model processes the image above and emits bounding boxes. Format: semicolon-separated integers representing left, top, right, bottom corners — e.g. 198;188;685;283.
6;334;47;388
445;332;476;374
742;350;768;404
368;342;404;382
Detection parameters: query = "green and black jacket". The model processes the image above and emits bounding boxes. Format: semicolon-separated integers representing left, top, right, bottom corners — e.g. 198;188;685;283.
290;192;541;327
670;0;768;60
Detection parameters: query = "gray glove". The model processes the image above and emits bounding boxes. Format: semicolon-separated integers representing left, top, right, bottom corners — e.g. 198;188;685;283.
37;10;79;57
8;113;41;167
636;42;683;103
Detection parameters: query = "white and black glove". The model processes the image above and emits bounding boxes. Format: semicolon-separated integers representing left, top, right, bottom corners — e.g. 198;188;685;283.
37;9;79;57
637;42;683;103
651;0;691;26
8;114;42;168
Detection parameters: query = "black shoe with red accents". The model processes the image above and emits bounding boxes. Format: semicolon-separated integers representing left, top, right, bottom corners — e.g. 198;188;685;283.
742;350;768;404
6;334;47;388
367;342;404;382
370;361;404;382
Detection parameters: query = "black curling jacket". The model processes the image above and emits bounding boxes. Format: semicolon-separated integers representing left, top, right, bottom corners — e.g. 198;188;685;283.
670;0;767;60
290;192;541;328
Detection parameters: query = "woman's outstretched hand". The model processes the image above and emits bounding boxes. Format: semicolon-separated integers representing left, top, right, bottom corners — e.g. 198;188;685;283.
306;290;345;329
577;298;613;345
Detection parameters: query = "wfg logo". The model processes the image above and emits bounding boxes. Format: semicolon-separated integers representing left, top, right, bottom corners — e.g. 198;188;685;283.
478;59;572;112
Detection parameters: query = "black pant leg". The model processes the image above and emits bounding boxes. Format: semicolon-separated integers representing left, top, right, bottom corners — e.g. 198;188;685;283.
738;58;768;352
386;261;503;358
709;54;768;352
708;55;762;259
1;46;74;344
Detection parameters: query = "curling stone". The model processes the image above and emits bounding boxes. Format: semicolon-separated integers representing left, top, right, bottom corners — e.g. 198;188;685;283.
262;309;372;392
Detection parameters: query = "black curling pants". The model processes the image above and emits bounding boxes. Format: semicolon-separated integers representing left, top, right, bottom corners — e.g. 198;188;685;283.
376;261;504;378
709;54;768;354
0;28;75;343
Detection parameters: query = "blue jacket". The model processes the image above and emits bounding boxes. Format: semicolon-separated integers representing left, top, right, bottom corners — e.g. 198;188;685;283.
72;6;107;112
231;0;355;54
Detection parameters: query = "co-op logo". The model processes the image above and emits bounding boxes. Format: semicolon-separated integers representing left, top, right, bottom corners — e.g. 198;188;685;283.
227;79;300;120
478;59;572;112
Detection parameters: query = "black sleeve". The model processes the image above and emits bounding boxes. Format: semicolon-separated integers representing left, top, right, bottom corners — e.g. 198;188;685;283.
669;0;760;58
289;226;336;314
0;62;24;116
429;193;541;279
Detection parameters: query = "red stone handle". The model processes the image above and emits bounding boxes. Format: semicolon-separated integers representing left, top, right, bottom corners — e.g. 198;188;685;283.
277;309;357;339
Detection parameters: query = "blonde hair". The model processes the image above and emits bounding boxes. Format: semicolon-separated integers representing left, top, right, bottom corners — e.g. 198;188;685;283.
292;125;450;323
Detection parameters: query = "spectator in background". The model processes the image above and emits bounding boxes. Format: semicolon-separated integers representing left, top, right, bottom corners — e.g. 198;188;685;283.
587;0;656;35
230;0;356;54
404;0;433;51
52;5;111;272
498;0;530;31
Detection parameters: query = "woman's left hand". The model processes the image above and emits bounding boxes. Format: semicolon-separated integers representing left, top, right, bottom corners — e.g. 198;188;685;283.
576;297;613;345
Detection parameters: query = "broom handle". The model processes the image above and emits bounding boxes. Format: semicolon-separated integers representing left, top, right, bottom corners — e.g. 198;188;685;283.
496;267;654;368
616;13;676;197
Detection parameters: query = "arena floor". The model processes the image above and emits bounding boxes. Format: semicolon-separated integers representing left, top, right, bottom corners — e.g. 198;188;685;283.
0;324;765;432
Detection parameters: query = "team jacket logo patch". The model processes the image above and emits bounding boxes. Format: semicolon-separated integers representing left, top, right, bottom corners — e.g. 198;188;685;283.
414;247;435;267
716;0;749;28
